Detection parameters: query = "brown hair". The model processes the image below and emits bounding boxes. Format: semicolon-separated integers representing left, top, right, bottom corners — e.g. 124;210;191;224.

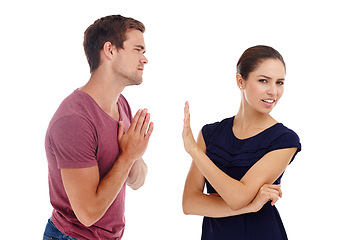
236;45;285;80
83;15;145;73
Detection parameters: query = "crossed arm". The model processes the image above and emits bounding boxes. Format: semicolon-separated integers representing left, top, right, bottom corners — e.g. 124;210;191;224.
61;109;153;227
182;102;297;216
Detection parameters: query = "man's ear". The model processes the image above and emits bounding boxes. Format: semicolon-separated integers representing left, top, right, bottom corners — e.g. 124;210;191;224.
236;73;244;89
102;41;114;59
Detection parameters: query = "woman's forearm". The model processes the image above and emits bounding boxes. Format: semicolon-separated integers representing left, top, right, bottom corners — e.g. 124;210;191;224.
182;102;285;211
183;191;255;218
189;147;252;210
183;103;253;210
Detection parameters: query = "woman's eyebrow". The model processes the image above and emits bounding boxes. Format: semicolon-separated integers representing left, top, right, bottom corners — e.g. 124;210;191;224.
257;75;271;79
257;75;285;81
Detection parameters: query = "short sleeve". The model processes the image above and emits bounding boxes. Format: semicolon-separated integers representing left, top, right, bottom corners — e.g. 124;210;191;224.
202;122;218;147
49;115;98;169
267;130;301;164
118;95;132;121
201;124;210;146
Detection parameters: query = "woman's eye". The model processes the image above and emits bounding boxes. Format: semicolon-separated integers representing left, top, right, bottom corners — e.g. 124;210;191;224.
259;79;267;83
277;81;284;85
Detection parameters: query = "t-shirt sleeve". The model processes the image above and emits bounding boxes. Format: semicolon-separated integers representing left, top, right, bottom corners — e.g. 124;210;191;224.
267;130;301;164
119;94;133;121
49;115;98;169
202;123;216;146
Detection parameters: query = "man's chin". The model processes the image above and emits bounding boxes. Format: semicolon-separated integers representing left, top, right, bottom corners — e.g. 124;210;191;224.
126;77;143;87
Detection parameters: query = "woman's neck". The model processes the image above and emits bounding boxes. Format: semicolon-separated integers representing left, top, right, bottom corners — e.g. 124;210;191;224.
233;100;277;139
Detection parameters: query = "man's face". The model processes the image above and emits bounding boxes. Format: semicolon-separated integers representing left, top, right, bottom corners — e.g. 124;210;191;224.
112;29;148;86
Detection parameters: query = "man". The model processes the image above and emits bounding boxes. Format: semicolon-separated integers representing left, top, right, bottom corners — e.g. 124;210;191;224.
43;15;153;239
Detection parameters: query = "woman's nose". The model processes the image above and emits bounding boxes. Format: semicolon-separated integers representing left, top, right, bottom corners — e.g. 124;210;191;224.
267;84;277;96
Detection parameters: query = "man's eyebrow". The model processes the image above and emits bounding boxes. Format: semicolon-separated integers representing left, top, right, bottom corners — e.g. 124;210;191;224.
135;45;145;50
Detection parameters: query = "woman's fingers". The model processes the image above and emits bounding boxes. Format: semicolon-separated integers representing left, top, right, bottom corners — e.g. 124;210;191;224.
259;184;282;206
183;101;190;133
184;101;190;126
182;101;197;154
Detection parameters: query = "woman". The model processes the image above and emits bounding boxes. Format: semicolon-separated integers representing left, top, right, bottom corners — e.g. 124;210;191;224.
182;45;301;239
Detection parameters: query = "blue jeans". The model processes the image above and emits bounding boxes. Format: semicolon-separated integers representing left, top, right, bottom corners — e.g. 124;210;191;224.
43;218;79;240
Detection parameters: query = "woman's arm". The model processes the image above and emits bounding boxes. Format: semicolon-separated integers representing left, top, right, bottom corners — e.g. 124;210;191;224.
183;102;296;211
182;124;282;218
183;162;282;218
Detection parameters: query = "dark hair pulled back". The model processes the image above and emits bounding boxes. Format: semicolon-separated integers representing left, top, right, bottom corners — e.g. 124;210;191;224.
236;45;285;80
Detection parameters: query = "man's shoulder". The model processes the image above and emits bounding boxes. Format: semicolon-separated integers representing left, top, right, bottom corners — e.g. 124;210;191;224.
49;90;94;126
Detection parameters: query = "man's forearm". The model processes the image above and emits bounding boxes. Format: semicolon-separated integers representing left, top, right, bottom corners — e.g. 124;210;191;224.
63;154;134;227
127;158;147;190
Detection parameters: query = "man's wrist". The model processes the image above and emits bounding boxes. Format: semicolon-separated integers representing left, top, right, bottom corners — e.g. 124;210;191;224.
116;153;135;168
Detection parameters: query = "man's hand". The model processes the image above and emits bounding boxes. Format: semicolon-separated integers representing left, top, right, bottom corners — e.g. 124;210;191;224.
118;109;154;163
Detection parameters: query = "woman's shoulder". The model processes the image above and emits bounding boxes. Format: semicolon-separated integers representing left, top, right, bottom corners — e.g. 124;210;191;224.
202;116;233;132
272;123;300;140
201;116;234;142
266;123;301;151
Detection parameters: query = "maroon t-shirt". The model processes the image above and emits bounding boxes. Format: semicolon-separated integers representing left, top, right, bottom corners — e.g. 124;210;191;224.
45;89;132;239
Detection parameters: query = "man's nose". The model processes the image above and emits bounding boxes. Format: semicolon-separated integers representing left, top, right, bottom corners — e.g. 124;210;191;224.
140;55;148;64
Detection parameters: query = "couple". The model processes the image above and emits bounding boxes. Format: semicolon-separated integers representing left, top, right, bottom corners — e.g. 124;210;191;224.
43;15;301;240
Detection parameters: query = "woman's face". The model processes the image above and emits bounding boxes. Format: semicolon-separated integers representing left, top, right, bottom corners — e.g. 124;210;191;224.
238;58;286;114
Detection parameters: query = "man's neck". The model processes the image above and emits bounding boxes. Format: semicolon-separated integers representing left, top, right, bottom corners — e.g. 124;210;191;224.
79;69;125;121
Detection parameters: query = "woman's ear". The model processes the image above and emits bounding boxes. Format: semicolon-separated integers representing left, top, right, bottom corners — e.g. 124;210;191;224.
236;73;244;90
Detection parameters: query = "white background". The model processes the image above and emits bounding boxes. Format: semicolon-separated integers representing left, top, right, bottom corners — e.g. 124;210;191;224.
1;0;359;239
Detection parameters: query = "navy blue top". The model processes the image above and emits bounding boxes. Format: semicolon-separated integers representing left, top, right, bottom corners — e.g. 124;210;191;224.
201;116;301;240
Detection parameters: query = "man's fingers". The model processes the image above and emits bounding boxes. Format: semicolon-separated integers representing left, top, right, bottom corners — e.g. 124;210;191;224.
118;121;125;141
140;112;151;136
145;122;154;140
128;109;153;139
129;109;143;131
135;109;147;131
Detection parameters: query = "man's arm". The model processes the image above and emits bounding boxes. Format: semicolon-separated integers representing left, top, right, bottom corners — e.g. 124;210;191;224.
61;109;153;227
127;158;147;190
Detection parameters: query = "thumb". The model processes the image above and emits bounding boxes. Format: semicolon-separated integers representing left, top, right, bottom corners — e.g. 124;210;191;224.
118;121;125;140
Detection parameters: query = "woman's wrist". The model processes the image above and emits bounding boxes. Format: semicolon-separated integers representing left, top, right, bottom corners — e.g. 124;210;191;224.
189;145;203;159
